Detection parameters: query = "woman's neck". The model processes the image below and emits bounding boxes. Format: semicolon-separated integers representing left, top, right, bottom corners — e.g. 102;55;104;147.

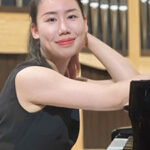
45;57;70;75
40;49;70;75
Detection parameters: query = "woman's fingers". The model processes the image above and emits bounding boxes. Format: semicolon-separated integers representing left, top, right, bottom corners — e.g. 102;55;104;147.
66;54;80;79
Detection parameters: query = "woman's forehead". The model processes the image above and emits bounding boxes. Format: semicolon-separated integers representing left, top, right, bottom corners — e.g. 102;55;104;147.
38;0;80;12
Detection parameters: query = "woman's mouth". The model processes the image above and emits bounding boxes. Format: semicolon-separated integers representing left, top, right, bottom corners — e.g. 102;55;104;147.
55;38;75;46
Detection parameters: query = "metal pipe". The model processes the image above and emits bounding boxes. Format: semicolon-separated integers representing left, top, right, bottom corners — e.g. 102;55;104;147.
2;0;16;6
81;0;89;17
16;0;23;7
23;0;30;6
119;0;128;53
90;0;99;37
100;0;109;43
148;0;150;37
110;0;119;49
140;0;148;49
81;0;92;34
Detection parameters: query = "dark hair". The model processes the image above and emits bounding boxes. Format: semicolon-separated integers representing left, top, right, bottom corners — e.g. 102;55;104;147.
28;0;84;63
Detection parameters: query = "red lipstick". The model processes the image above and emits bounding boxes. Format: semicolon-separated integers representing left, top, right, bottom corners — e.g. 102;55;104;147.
56;38;75;46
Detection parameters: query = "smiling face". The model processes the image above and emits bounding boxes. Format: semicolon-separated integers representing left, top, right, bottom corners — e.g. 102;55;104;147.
31;0;88;62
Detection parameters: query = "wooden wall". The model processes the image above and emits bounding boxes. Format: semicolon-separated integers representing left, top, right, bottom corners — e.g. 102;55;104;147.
0;54;27;91
0;12;29;54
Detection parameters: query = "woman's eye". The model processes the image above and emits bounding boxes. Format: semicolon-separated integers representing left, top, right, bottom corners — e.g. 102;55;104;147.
46;18;57;22
68;15;77;20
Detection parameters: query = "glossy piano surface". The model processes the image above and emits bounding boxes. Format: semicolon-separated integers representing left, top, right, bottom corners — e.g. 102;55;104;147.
129;80;150;150
108;80;150;150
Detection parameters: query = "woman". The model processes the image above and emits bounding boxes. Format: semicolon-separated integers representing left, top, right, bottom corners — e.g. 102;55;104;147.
0;0;149;150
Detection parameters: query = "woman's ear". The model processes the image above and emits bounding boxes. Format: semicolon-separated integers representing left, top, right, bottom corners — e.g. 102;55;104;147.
30;23;39;39
84;17;88;33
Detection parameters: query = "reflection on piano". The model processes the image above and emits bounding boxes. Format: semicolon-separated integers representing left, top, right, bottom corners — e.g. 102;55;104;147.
107;127;133;150
107;80;150;150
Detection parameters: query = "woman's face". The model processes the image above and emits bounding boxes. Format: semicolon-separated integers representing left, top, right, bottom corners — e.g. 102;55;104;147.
31;0;88;61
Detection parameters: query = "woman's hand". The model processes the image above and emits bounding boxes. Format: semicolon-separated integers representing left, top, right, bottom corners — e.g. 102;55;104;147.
64;32;88;79
65;54;80;79
84;32;88;48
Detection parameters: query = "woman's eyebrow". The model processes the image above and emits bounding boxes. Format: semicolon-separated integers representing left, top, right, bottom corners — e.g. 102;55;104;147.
66;8;78;13
42;8;78;17
42;11;57;17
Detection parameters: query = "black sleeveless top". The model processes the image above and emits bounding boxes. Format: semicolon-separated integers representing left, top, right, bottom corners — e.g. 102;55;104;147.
0;58;79;150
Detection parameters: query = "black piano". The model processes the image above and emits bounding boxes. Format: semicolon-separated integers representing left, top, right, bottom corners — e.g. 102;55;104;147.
107;80;150;150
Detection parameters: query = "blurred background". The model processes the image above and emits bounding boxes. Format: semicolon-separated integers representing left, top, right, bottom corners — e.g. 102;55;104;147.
0;0;150;150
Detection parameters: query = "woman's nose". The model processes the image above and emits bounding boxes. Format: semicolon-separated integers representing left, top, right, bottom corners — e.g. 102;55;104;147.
58;19;70;35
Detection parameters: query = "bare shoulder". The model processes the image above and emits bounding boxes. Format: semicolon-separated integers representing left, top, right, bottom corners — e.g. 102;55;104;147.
15;66;62;112
15;65;65;100
16;66;58;81
15;65;69;93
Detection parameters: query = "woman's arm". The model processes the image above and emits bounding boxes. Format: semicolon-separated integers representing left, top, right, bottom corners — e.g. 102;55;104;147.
87;33;139;82
15;66;150;112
